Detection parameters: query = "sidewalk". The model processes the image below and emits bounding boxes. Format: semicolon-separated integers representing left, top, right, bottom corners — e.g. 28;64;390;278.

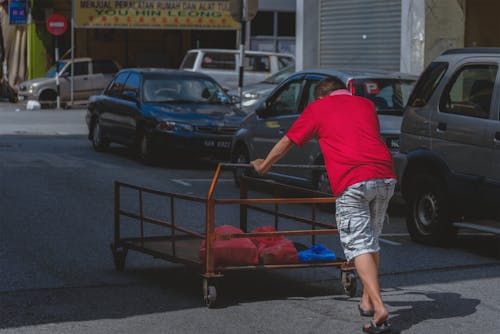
0;101;88;135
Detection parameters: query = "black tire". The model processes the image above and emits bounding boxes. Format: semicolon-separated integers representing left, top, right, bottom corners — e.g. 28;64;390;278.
406;174;456;245
341;271;358;297
39;90;57;109
137;131;156;165
231;145;250;187
202;279;217;308
91;119;109;152
110;244;128;272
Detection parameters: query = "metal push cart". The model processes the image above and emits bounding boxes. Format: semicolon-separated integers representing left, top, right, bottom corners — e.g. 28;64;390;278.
111;163;357;307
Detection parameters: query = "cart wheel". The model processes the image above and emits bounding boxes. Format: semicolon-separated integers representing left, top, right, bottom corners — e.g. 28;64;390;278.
110;243;128;272
203;279;217;308
341;271;358;297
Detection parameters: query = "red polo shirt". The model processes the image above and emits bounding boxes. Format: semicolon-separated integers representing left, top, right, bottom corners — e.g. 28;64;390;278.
286;90;395;196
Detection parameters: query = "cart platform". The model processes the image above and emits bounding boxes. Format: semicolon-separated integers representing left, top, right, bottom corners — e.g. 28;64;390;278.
111;163;357;307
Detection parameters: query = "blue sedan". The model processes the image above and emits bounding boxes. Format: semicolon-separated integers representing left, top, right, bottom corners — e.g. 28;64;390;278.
85;69;245;163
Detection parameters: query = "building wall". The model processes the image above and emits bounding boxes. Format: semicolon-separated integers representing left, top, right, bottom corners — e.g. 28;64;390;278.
424;0;465;66
400;0;425;75
465;0;500;47
295;0;319;71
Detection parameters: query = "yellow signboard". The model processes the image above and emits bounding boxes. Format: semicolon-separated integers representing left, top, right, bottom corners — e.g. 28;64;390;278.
74;0;240;29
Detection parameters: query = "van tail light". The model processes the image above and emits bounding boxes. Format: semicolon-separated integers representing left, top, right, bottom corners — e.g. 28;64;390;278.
347;79;356;95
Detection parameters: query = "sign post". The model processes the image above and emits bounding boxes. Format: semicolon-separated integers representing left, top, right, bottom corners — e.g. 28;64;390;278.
230;0;258;108
46;14;68;110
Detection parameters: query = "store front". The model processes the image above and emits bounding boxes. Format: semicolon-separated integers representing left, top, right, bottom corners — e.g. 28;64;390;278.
26;0;295;81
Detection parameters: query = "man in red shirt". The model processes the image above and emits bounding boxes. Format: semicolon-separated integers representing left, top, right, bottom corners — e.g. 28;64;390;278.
251;77;396;334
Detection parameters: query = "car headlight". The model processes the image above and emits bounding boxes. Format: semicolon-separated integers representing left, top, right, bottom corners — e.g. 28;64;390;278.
156;121;194;132
28;85;35;94
242;92;261;107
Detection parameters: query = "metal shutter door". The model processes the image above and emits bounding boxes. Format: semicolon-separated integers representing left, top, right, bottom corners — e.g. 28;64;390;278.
319;0;401;71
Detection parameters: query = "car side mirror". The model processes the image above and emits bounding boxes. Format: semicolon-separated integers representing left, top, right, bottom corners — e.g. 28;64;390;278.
60;71;70;78
255;99;268;118
122;90;138;103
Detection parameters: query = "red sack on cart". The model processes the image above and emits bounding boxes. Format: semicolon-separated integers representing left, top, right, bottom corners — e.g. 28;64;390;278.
199;225;258;266
259;239;299;265
250;226;285;253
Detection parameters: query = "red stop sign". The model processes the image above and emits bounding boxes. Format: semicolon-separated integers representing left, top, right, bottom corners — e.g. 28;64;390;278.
46;14;68;36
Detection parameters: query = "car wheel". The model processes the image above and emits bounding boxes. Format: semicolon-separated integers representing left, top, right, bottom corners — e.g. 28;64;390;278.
39;90;57;109
406;174;456;245
138;132;156;165
231;145;250;187
91;120;109;152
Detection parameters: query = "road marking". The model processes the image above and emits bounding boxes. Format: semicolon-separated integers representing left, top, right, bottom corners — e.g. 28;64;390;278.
171;178;233;187
171;179;192;186
379;238;402;246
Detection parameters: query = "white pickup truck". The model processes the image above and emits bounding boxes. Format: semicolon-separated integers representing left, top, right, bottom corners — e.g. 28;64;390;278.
179;49;294;90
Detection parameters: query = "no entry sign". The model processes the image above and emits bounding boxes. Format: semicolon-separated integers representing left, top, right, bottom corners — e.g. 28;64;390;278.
46;14;68;36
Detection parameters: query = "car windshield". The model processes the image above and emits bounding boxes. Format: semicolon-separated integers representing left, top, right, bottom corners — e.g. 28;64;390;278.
142;75;232;105
262;66;295;84
356;78;416;116
45;61;67;78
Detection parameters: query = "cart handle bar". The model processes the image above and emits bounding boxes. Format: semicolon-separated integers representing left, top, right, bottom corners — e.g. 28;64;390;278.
221;163;326;170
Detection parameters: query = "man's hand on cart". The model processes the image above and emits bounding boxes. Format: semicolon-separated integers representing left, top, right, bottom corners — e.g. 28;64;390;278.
250;159;266;175
250;136;296;176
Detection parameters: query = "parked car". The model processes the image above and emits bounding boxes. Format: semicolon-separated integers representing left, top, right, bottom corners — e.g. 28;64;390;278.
227;65;296;111
179;48;294;90
395;48;500;244
231;68;417;190
86;68;245;163
18;58;120;108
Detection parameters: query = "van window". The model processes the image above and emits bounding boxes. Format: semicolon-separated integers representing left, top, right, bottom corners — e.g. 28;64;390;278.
244;55;270;72
408;61;448;107
357;79;416;116
180;52;198;70
201;53;236;70
439;64;497;119
62;62;89;76
93;60;119;74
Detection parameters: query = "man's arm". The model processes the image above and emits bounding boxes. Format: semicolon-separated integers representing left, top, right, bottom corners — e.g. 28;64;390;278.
250;136;295;175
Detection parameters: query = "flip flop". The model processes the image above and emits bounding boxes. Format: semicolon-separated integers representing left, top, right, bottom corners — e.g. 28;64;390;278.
358;304;375;317
362;319;392;334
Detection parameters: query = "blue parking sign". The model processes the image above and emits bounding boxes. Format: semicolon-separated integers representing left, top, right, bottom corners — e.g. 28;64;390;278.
9;0;28;25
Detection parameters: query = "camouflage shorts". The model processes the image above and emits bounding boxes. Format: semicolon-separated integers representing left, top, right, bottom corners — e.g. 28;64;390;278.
335;178;396;261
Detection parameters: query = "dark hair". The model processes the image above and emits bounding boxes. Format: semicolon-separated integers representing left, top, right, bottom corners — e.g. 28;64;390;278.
314;77;347;100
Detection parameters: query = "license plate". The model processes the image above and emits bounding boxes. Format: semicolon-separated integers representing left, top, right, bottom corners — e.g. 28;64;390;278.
387;137;399;150
204;140;231;149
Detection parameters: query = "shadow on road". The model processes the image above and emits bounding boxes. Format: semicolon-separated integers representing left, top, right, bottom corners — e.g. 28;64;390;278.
333;289;480;333
388;290;480;333
0;266;345;329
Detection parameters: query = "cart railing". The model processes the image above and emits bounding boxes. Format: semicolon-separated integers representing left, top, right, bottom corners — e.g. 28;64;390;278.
113;163;342;277
114;181;206;260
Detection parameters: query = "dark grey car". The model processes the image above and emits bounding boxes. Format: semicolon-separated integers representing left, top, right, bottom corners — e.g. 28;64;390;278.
230;68;417;191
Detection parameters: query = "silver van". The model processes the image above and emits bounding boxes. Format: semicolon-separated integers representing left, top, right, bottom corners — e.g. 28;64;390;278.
179;49;294;90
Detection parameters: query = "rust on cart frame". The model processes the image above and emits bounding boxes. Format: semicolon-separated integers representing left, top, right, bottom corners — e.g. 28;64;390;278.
111;163;357;307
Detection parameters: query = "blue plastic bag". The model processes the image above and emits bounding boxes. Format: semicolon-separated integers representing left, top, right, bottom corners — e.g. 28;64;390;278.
298;243;336;262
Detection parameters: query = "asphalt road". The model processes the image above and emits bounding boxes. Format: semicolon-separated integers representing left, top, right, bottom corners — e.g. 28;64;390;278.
1;105;500;333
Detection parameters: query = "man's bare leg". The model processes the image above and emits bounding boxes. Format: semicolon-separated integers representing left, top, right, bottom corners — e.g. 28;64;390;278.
359;252;380;312
354;253;389;325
